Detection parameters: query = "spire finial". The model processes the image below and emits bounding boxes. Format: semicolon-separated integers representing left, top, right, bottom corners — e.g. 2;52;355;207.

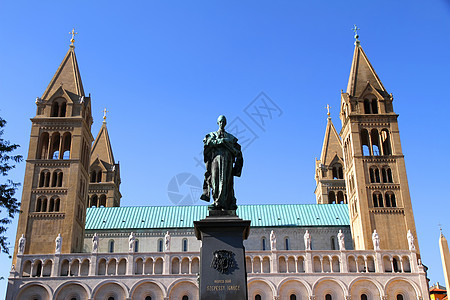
103;108;108;124
69;28;78;47
325;104;331;119
352;24;360;46
439;223;444;236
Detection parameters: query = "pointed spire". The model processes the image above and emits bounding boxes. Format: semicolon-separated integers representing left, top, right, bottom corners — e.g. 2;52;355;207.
41;44;84;100
439;230;450;294
319;112;342;165
346;37;387;98
91;121;115;165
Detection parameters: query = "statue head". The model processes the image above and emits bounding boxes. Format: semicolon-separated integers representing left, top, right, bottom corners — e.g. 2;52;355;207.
217;115;227;130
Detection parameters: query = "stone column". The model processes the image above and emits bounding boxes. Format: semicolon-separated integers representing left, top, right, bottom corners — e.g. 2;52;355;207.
305;251;313;273
127;254;133;275
89;254;97;276
340;252;348;273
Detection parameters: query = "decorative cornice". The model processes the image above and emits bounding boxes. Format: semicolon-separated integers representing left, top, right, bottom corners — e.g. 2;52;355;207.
29;212;65;219
32;188;68;194
29;160;73;167
369;208;404;214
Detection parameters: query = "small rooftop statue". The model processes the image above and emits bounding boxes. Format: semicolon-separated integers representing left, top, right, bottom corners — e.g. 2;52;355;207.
201;115;243;212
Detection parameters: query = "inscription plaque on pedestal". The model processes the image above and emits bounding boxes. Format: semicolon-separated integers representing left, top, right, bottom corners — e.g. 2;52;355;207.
194;214;250;300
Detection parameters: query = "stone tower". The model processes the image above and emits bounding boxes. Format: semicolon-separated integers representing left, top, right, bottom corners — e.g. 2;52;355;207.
12;42;93;262
315;113;347;204
88;117;121;208
439;231;450;293
339;39;419;251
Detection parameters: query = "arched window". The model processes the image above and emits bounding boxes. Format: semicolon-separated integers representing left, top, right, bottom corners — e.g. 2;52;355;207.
331;236;336;250
337;191;345;204
145;297;152;300
182;296;189;300
38;132;50;159
51;102;60;117
51;171;58;187
332;164;343;179
396;295;404;300
285;238;290;250
90;195;98;207
90;171;97;183
49;198;55;212
99;194;107;207
54;198;60;212
385;192;396;207
371;99;378;114
372;192;383;207
262;237;266;250
371;129;380;156
135;240;139;252
326;294;332;300
57;171;63;187
50;132;61;159
290;295;297;300
381;129;391;155
108;240;114;253
108;297;115;300
36;198;43;212
62;133;71;159
364;99;371;114
255;295;261;300
361;129;370;156
97;171;102;183
182;239;188;252
361;294;368;300
42;198;48;212
39;170;50;187
59;102;66;117
158;239;163;252
328;191;336;204
393;257;399;272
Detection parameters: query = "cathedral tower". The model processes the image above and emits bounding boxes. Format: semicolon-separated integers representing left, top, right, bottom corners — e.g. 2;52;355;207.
339;37;419;251
315;111;347;204
12;40;93;261
88;114;121;208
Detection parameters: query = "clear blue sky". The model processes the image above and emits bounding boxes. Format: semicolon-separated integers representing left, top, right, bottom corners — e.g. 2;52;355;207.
1;0;450;296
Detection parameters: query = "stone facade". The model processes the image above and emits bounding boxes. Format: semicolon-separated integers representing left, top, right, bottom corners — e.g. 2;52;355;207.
5;39;431;300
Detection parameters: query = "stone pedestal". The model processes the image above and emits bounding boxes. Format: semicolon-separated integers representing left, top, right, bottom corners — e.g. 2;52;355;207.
194;212;250;300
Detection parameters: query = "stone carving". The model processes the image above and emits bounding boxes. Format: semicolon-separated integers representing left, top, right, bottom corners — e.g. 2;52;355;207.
55;233;62;254
407;229;416;251
129;232;135;252
270;230;276;250
372;230;380;251
18;234;25;255
165;231;171;251
304;230;311;250
92;233;99;253
210;249;236;274
337;230;345;250
200;115;243;211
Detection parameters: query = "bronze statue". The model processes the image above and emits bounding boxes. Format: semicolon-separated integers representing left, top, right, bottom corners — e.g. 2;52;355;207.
201;115;243;211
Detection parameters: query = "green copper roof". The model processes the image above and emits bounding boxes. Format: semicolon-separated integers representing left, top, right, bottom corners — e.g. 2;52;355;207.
85;204;349;230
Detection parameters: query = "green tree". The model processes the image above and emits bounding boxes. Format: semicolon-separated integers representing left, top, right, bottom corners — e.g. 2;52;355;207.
0;116;22;254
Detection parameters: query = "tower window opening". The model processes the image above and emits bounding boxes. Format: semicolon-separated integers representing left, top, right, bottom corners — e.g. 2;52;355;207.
381;129;392;155
50;133;61;159
59;102;66;117
182;296;189;300
361;129;370;156
290;295;297;300
42;198;48;212
385;192;396;207
393;257;399;272
57;171;63;187
361;294;368;300
99;194;107;207
371;129;380;156
332;163;343;179
97;171;102;183
36;198;42;212
62;133;71;159
255;295;261;300
262;237;266;250
371;99;378;114
134;240;139;252
364;99;371;114
54;198;60;212
51;102;60;117
396;295;404;300
337;191;345;204
49;198;54;212
331;236;336;250
90;171;96;183
145;297;152;300
372;193;383;208
328;191;336;204
326;294;332;300
90;194;98;207
38;132;49;159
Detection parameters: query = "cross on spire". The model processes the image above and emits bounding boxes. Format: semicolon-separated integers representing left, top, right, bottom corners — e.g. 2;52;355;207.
103;108;108;124
352;24;360;46
69;28;78;46
325;104;331;118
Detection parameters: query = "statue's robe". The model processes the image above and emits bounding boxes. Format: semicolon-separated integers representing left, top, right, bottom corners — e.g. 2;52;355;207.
201;130;243;210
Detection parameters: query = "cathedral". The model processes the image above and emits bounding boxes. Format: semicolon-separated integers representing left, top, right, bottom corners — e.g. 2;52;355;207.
5;33;430;300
